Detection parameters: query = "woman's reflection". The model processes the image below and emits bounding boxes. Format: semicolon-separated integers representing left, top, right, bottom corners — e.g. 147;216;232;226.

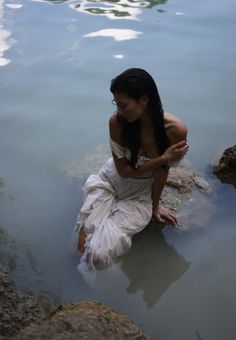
121;222;190;308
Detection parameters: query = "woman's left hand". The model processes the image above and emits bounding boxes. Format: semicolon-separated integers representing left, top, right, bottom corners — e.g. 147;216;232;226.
152;204;180;226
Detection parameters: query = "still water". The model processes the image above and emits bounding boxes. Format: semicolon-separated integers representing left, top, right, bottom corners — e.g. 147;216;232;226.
0;0;236;339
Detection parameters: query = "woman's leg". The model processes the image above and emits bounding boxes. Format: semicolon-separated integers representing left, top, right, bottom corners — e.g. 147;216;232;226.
77;227;100;266
77;227;86;254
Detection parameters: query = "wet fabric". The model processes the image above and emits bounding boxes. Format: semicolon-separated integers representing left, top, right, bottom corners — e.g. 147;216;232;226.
75;143;153;272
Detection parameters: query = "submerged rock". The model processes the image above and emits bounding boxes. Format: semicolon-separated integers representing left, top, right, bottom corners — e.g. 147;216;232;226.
65;145;211;211
0;226;148;339
65;144;111;179
65;145;214;229
159;165;211;213
213;145;236;187
168;166;211;192
161;165;214;229
0;267;56;338
12;301;148;340
0;264;148;339
0;228;58;338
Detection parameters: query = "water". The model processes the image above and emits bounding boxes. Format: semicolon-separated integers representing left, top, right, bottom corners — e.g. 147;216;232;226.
0;0;236;339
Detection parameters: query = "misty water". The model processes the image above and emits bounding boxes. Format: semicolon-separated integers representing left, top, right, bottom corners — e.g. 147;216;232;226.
0;0;236;339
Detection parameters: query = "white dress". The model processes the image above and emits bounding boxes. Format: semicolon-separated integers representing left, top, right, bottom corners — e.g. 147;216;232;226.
76;139;154;270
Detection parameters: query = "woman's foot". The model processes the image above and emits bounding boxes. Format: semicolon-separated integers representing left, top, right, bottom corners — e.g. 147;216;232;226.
77;227;86;254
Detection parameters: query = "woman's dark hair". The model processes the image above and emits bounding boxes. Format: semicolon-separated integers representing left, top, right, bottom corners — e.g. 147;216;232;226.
110;68;170;167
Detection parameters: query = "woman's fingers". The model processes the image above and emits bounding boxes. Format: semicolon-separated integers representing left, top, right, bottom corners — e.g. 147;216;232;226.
171;140;188;150
180;145;189;156
167;212;180;226
175;144;189;159
163;214;177;226
154;211;180;226
173;140;187;148
163;212;177;226
156;214;165;223
178;144;189;153
153;205;181;227
166;141;189;161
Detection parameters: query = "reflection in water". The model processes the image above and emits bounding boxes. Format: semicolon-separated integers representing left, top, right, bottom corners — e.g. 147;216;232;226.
0;0;11;66
0;178;13;203
84;28;142;41
114;54;123;59
0;221;46;287
0;178;5;202
70;0;167;20
121;222;190;308
34;0;168;20
5;4;23;9
44;0;71;3
0;178;5;190
0;226;17;271
71;0;141;20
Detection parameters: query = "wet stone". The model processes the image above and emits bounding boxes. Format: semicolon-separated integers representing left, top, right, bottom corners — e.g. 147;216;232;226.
213;145;236;188
0;267;57;338
9;301;149;340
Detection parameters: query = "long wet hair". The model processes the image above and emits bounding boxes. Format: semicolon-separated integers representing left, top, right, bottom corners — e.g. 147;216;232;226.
110;68;170;167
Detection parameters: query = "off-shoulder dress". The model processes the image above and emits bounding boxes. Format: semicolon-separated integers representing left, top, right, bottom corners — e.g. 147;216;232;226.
75;139;154;270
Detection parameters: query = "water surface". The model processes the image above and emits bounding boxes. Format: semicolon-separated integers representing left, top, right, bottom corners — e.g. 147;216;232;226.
0;0;236;339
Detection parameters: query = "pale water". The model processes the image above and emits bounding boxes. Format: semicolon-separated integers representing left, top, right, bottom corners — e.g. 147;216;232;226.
0;0;236;339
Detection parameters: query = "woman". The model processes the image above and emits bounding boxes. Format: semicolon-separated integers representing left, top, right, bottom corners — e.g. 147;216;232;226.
76;68;188;270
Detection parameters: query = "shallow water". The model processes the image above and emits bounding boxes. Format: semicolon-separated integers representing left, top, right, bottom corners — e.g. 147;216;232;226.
0;0;236;339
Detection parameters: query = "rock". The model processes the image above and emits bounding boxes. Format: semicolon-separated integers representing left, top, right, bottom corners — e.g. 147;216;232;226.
167;166;211;193
193;176;211;191
65;146;211;212
65;145;214;227
11;301;149;340
0;210;149;340
213;145;236;187
162;166;211;212
0;268;57;338
167;166;196;193
0;228;58;337
0;267;149;339
65;144;111;179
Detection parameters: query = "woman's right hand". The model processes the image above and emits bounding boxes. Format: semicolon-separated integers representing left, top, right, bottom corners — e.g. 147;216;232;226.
164;140;189;162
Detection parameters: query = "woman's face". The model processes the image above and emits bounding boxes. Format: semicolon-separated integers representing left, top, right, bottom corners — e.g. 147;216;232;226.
112;92;147;122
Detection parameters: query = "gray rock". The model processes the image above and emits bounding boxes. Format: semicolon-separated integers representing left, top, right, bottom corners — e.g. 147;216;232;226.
0;269;149;339
65;145;211;212
11;301;149;340
213;145;236;187
0;267;57;338
162;166;211;213
0;185;148;339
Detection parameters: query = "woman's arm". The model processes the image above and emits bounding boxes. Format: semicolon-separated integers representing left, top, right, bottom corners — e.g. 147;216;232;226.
152;117;188;225
109;115;188;178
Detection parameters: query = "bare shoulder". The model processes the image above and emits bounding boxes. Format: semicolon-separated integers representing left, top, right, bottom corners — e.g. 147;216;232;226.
109;113;123;143
164;112;187;144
